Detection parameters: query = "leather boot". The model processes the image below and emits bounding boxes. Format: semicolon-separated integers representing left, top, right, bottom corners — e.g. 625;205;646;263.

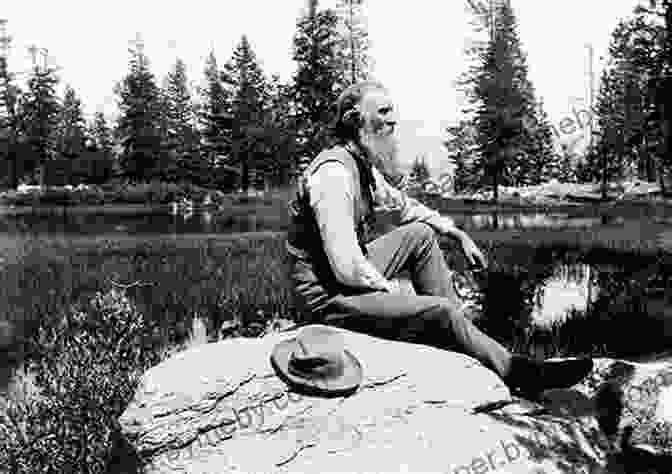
505;355;594;399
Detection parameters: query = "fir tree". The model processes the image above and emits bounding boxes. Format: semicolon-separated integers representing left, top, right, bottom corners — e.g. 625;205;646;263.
114;35;163;181
163;59;199;163
258;74;297;187
471;1;544;201
291;0;346;159
198;50;231;171
556;138;580;183
444;120;479;192
587;68;630;196
56;84;86;159
636;0;672;187
89;111;114;154
19;63;61;176
224;35;270;191
335;0;371;85
0;52;22;187
410;154;431;184
515;96;557;185
595;10;664;184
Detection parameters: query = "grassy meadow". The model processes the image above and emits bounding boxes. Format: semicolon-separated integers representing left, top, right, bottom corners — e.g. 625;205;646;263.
0;190;670;472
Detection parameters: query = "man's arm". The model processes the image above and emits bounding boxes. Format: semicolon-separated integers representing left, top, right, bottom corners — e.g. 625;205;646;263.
371;166;461;237
308;162;393;291
371;167;487;267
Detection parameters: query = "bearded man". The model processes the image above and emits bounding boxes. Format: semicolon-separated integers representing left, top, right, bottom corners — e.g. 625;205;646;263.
286;81;593;398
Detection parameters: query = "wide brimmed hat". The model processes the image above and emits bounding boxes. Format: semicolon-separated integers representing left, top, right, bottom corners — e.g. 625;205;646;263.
270;325;363;398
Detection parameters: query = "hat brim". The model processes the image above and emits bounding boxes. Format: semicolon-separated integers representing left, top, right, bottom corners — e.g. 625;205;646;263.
270;336;363;398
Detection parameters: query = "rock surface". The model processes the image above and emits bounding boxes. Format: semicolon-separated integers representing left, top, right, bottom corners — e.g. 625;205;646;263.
119;326;671;473
574;358;672;456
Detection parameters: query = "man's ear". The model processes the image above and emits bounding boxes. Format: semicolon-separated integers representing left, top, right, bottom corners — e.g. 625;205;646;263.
342;104;362;129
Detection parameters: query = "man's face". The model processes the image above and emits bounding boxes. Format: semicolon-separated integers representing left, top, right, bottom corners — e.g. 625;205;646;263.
358;89;402;179
359;89;397;136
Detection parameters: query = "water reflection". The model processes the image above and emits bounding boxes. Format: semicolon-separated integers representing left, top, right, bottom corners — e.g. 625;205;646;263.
0;205;285;235
453;212;625;231
0;206;643;235
531;263;599;327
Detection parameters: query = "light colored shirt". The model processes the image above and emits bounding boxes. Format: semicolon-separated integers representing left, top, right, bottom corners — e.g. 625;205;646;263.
306;160;453;290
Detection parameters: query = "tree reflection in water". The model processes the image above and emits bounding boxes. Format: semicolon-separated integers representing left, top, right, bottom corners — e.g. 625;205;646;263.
465;246;671;360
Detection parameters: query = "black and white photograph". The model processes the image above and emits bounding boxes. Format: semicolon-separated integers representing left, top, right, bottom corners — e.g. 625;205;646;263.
0;1;671;472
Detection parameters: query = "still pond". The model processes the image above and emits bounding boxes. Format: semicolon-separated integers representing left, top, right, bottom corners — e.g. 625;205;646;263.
0;203;671;394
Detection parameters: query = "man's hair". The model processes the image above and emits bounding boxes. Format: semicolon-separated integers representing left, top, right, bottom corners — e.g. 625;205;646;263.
329;80;387;143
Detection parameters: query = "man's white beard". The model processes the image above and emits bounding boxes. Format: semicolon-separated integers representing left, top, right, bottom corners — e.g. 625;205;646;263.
359;129;402;181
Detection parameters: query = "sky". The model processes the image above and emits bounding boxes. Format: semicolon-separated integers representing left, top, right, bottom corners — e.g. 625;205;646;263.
2;0;644;175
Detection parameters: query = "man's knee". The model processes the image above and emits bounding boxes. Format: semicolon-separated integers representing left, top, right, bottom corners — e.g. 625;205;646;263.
406;300;466;347
419;300;466;329
401;221;437;243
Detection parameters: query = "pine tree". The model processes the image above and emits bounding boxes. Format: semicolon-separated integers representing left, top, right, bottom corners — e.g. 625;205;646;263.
556;138;580;183
19;63;61;176
159;58;204;184
515;96;557;185
198;50;231;173
89;111;113;152
471;1;543;201
597;11;664;184
410;154;431;184
455;0;498;116
114;35;163;181
335;0;371;85
165;59;199;158
56;84;86;159
0;52;22;187
587;67;630;197
444;120;480;192
637;0;672;189
291;0;346;159
258;74;297;187
224;35;270;191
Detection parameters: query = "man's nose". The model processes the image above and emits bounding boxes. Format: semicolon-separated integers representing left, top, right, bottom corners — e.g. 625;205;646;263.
385;111;398;127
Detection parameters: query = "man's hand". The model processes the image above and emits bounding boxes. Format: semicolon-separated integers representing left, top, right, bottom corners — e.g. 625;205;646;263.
379;278;402;294
460;234;488;269
379;278;415;295
434;217;488;269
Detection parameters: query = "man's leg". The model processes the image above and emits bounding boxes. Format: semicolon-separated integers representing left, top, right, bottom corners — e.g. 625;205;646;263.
324;291;513;379
322;222;512;378
322;222;594;396
364;221;459;299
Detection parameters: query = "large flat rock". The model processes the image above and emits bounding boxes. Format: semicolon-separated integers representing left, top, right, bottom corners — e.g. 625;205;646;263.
119;325;670;473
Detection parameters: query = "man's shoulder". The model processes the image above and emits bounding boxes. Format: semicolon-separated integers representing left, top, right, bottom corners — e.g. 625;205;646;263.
310;145;356;174
313;145;351;164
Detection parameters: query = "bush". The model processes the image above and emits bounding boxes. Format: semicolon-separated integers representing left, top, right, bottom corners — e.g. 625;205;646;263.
0;288;158;474
0;180;231;207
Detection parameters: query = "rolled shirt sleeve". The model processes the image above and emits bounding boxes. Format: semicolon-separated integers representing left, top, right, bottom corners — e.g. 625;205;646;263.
371;166;455;230
308;162;390;290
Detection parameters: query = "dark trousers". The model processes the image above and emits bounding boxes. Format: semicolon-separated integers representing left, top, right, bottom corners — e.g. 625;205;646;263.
290;222;513;379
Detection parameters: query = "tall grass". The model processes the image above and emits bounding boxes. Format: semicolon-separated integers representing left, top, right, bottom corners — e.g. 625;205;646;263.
0;232;297;360
0;232;300;473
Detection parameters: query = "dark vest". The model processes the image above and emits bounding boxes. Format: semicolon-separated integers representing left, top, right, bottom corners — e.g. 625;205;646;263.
286;143;376;270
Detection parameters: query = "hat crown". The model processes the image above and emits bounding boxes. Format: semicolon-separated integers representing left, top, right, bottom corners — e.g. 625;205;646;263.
288;326;345;379
270;324;363;397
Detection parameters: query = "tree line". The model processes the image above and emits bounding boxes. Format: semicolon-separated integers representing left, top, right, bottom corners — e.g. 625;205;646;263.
0;0;370;191
4;0;667;199
446;0;672;200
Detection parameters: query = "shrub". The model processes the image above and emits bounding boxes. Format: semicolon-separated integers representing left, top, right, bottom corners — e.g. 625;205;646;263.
0;287;157;474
